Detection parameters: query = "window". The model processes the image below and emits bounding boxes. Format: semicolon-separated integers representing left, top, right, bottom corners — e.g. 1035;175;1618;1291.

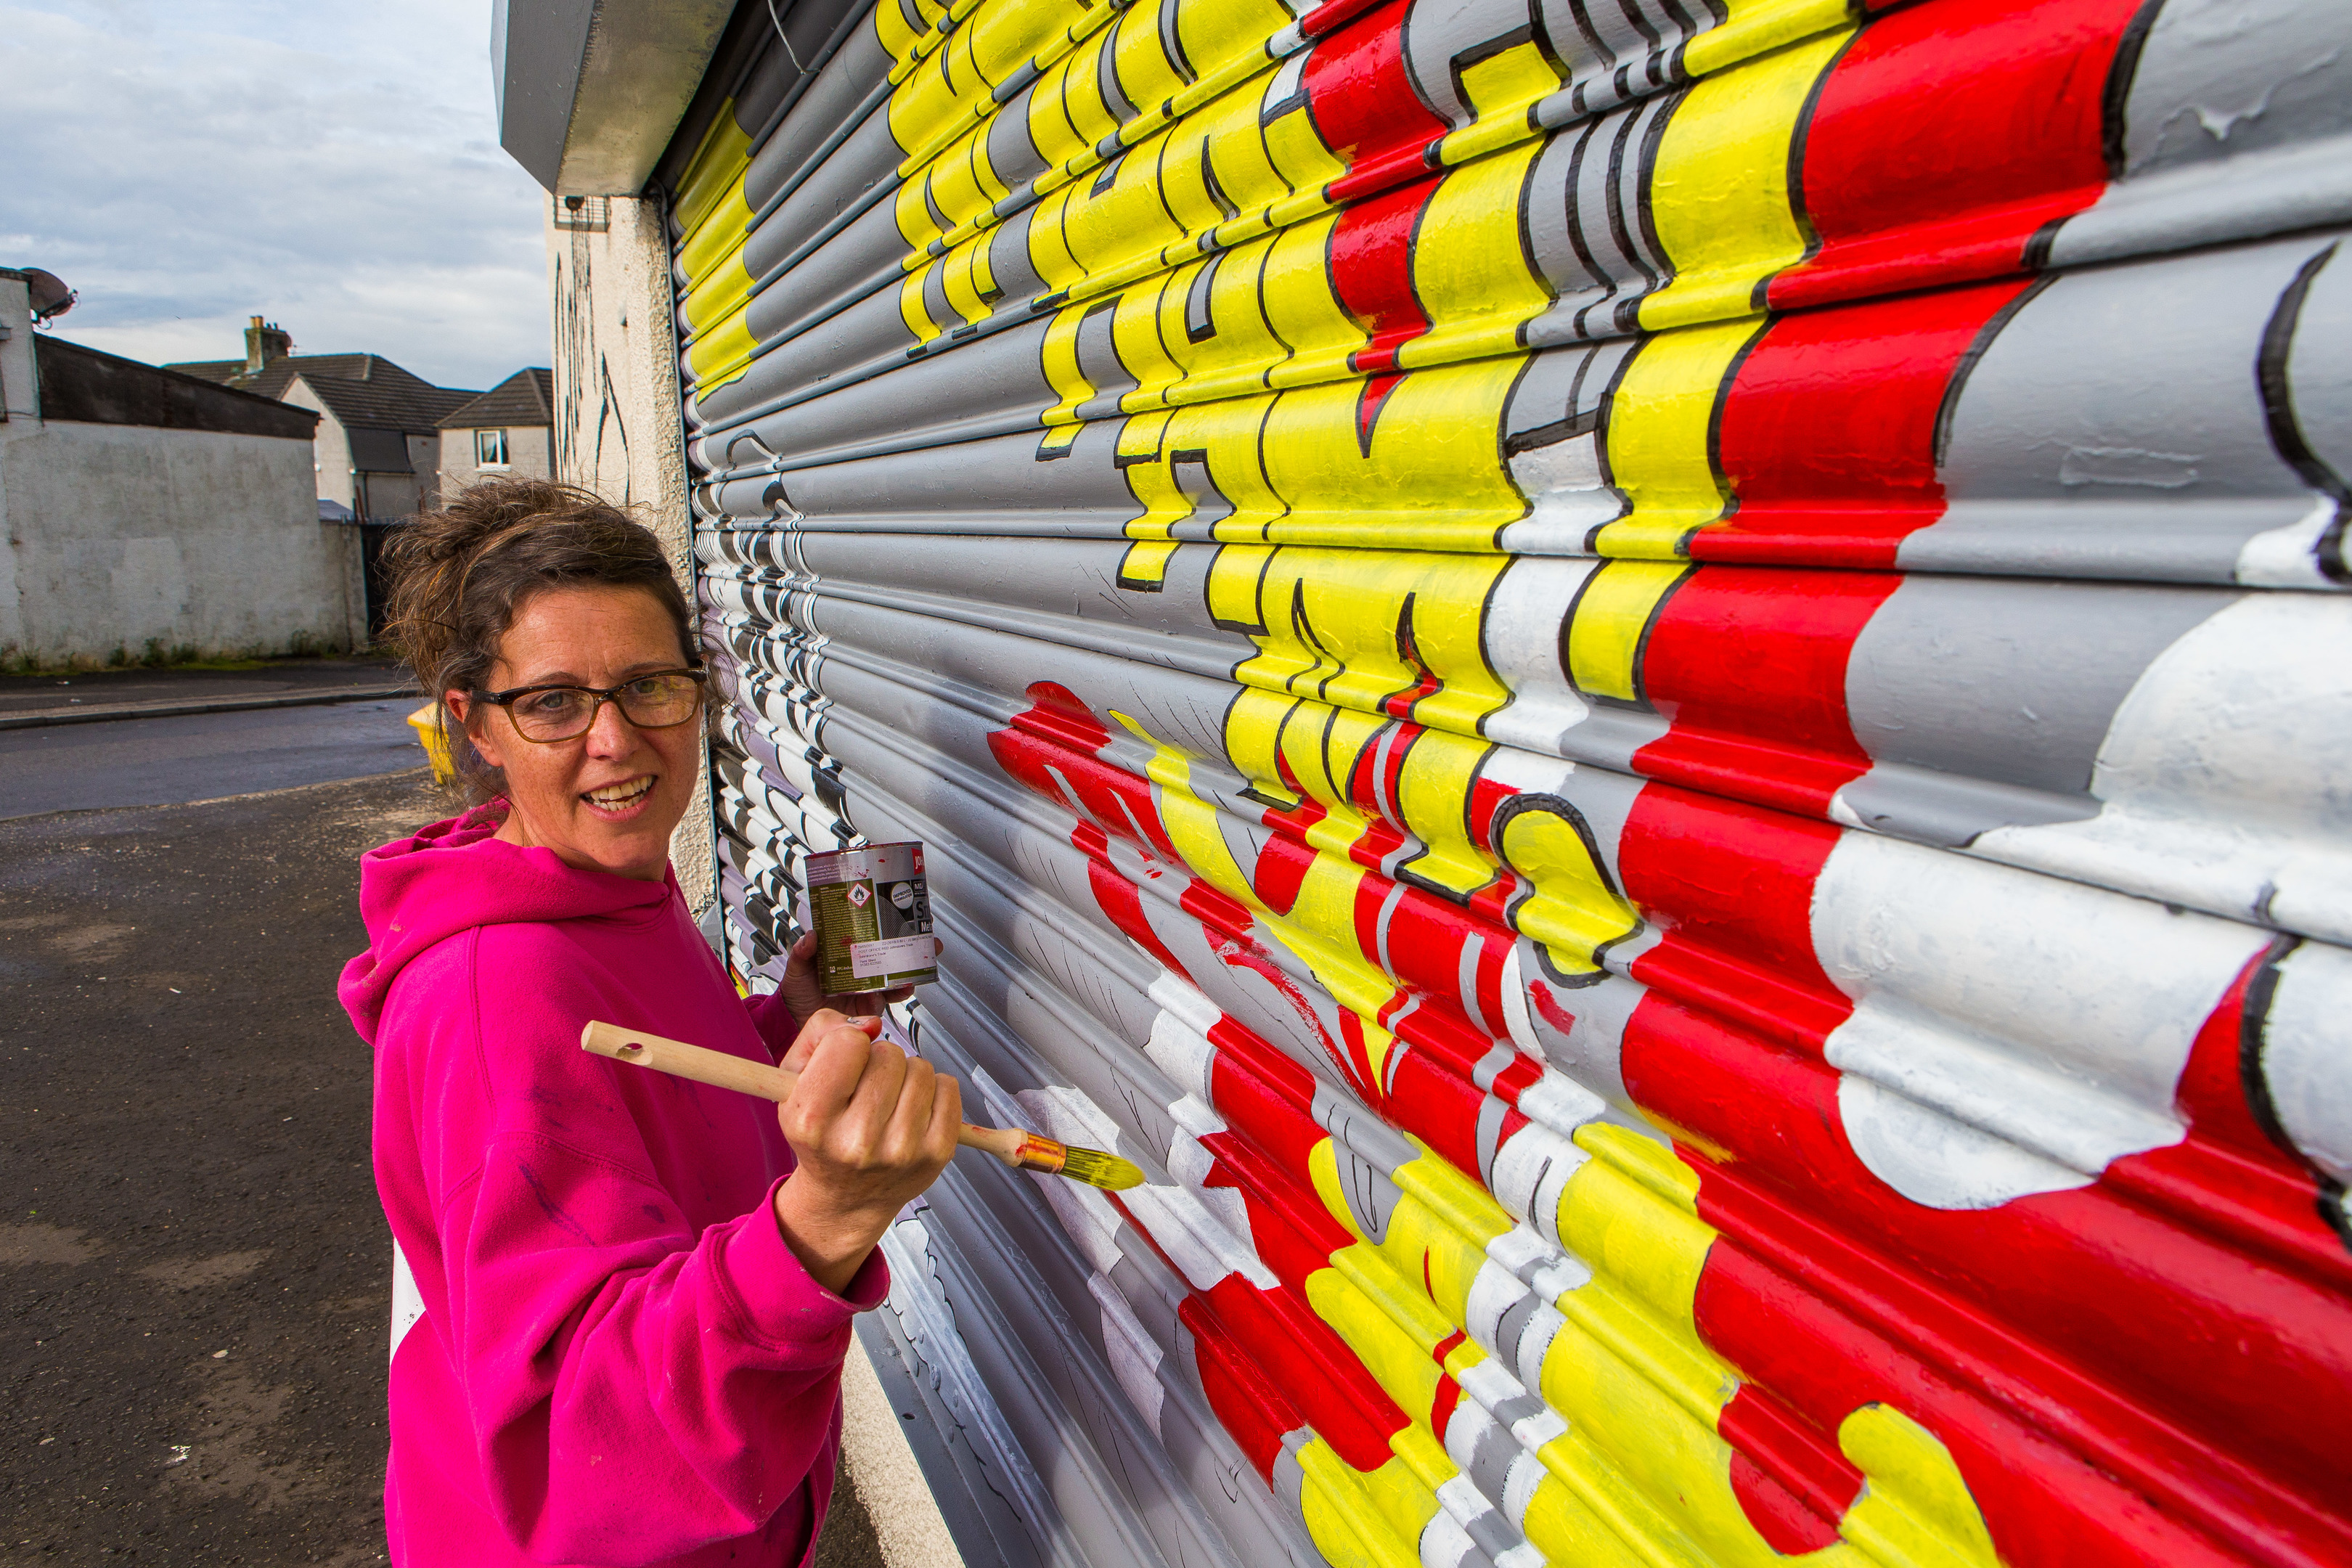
476;428;509;467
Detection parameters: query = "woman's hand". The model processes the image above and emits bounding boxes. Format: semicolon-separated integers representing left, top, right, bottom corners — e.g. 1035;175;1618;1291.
769;1008;961;1294
776;930;940;1021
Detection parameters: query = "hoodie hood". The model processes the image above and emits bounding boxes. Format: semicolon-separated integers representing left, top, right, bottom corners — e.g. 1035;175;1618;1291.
338;804;679;1045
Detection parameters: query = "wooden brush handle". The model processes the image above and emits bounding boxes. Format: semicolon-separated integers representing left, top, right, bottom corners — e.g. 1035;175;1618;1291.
581;1020;1033;1167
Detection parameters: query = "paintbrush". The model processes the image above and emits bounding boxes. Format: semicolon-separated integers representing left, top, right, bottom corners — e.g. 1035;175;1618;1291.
581;1020;1144;1191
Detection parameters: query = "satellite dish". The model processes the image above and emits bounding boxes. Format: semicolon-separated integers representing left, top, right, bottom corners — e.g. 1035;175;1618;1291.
23;269;75;322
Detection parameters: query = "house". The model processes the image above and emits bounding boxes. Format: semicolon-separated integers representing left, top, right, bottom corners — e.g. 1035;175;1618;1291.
437;367;555;497
168;319;479;524
0;271;363;668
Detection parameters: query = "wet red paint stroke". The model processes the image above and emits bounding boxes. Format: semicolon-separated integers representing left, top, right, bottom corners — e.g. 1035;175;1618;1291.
1299;0;1447;194
1701;278;2035;567
1719;1382;1861;1554
1617;782;1855;1055
987;686;1183;863
1629;567;1902;817
1770;0;2142;312
1328;177;1440;374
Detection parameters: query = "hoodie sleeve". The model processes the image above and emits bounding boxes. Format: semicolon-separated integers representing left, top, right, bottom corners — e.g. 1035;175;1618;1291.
406;929;886;1565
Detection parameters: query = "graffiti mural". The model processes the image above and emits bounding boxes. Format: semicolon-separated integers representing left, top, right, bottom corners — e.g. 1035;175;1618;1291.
661;0;2352;1562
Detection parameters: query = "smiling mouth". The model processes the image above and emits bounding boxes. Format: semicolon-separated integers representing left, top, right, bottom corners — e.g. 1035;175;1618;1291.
583;777;657;814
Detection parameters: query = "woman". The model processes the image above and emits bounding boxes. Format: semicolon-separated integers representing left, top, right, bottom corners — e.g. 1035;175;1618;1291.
338;478;958;1567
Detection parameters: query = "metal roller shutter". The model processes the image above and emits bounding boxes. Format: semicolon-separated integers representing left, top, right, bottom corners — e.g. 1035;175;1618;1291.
654;1;2352;1563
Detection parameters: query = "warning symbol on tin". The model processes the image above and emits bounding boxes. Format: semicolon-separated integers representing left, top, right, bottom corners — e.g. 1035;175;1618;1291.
846;884;870;908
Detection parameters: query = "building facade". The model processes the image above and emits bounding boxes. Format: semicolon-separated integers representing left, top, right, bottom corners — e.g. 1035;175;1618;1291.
170;321;478;523
436;367;556;497
0;273;362;669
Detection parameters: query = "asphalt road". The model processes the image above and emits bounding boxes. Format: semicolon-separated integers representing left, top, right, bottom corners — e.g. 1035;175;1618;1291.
1;769;440;1563
0;701;428;822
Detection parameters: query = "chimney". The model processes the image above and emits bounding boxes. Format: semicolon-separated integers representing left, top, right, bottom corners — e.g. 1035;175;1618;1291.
243;315;293;374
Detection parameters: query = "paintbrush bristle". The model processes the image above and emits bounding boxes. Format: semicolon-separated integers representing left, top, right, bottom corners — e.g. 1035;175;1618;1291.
1055;1146;1146;1191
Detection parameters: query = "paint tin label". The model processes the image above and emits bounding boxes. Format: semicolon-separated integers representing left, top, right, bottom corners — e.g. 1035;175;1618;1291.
804;841;936;995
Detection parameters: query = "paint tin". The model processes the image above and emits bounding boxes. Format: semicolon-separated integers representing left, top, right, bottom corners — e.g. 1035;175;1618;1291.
804;841;936;994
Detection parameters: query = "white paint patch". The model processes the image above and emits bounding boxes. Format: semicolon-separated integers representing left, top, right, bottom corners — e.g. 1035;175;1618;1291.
1119;1185;1279;1292
2261;941;2352;1185
1454;1355;1527;1416
2236;496;2343;588
1503;1448;1549;1527
1971;593;2352;946
1087;1272;1167;1438
1442;1396;1497;1466
1500;436;1628;555
1483;1225;1556;1280
1508;1406;1569;1455
1416;1500;1482;1568
1465;1258;1532;1352
1482;559;1599;756
1433;1475;1517;1559
1816;833;2270;1208
1145;1005;1219;1101
1032;1167;1129;1276
1509;1304;1568;1400
389;1241;424;1362
1166;1126;1221;1190
1013;1084;1125;1152
1836;1075;2096;1209
1489;1121;1585;1240
1515;1070;1608;1138
1495;944;1543;1061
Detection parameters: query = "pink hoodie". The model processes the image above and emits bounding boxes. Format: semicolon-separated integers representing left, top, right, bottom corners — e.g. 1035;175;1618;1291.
340;806;885;1567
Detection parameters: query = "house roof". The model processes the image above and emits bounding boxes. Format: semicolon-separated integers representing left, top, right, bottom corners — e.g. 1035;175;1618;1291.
438;367;554;430
163;352;478;434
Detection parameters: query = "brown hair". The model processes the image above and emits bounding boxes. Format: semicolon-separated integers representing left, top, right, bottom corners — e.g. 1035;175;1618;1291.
381;476;706;804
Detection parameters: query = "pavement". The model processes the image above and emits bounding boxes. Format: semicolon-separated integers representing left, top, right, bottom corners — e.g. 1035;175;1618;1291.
0;658;412;724
0;716;893;1566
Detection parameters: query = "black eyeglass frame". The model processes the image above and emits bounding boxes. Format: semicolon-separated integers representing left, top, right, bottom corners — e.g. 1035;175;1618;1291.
468;666;710;745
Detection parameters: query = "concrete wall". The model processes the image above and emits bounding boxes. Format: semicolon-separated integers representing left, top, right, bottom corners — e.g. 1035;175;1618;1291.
438;421;555;499
0;271;364;669
1;419;363;667
544;195;713;915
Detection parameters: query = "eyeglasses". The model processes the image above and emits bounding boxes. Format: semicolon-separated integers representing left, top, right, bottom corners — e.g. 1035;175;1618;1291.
471;668;708;743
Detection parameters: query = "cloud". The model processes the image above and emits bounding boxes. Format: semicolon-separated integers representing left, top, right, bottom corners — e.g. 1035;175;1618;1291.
0;0;550;391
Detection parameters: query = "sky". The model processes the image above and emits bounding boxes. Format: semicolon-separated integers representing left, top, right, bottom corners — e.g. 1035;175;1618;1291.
0;0;550;393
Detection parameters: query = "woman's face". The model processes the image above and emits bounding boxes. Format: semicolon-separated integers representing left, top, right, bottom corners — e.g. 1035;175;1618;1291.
451;584;701;882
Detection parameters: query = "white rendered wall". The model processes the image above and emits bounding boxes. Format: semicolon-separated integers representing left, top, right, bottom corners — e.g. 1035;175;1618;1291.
1;419;363;667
